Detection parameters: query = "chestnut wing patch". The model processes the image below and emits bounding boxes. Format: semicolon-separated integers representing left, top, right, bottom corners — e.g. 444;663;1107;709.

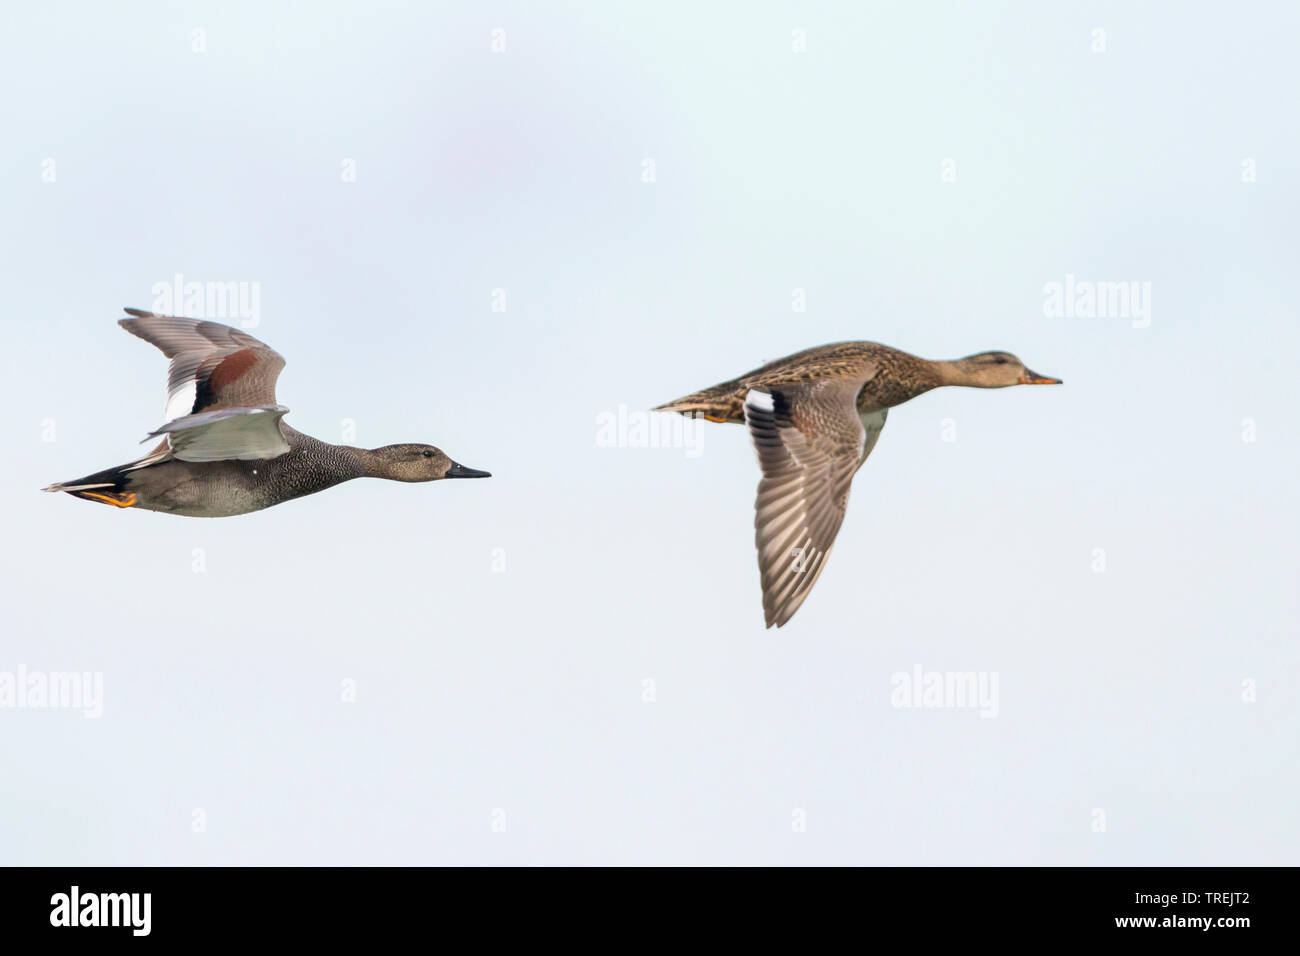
194;347;263;411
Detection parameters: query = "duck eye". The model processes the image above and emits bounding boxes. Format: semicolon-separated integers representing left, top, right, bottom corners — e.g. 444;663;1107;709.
422;450;434;458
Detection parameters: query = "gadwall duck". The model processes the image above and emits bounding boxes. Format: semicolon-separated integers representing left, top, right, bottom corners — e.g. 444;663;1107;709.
44;309;491;517
655;342;1062;628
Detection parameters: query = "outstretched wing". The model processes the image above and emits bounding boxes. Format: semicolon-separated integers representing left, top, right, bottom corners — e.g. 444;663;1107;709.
120;309;290;463
120;308;286;417
744;379;887;628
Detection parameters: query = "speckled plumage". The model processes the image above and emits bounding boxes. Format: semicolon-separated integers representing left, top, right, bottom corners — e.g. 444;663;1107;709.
652;342;954;423
87;425;369;517
655;341;1062;628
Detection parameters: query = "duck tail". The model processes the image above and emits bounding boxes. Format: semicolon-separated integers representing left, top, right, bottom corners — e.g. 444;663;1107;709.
43;466;138;508
652;383;748;424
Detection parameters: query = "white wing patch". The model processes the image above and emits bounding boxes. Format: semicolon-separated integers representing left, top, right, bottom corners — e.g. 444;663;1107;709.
164;376;198;423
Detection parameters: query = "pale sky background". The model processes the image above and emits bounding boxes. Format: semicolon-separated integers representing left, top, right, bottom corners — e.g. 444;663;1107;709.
1;1;1296;865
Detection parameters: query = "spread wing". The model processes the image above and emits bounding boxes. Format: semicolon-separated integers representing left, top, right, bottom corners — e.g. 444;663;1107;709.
120;309;290;463
744;380;887;628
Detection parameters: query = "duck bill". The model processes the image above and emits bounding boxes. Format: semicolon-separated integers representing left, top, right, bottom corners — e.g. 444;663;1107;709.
1018;369;1062;385
447;462;492;478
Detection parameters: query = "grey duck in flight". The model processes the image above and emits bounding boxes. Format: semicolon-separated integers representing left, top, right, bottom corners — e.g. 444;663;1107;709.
45;309;490;517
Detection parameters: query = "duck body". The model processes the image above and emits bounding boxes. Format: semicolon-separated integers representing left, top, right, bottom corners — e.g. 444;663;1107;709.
59;425;371;517
659;342;947;423
46;310;490;517
655;340;1062;628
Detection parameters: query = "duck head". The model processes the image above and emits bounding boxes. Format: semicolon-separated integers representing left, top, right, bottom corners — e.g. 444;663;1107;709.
365;444;492;482
948;351;1063;388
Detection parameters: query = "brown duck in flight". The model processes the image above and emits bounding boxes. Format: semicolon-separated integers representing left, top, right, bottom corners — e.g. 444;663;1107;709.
655;342;1062;628
44;309;491;517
